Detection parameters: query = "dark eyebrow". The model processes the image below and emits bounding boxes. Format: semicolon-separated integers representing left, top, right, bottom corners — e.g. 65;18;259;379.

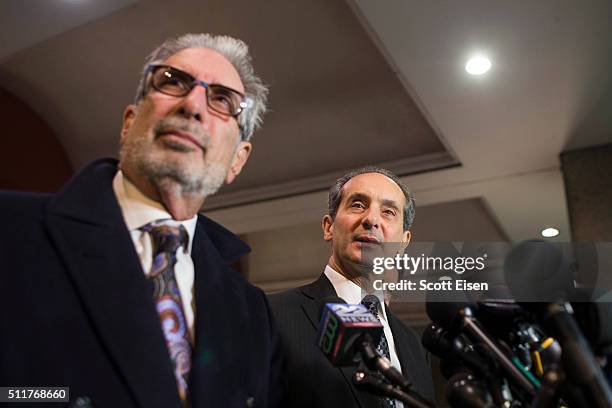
345;193;370;204
344;193;401;213
381;199;401;212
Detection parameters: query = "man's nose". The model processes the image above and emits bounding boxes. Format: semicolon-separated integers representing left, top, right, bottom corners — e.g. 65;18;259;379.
362;209;380;230
175;85;209;123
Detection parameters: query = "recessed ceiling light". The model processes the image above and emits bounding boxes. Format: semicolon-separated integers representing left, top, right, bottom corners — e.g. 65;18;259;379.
541;227;560;238
465;56;492;75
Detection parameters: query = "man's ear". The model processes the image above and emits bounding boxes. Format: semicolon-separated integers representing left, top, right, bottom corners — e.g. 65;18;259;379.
225;141;252;184
401;230;412;249
120;105;137;145
322;215;334;242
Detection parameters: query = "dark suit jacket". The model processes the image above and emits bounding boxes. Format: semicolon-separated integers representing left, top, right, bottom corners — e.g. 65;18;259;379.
0;159;281;408
268;274;434;408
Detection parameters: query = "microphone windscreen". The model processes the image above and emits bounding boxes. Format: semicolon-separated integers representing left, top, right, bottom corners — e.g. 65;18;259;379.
426;300;473;330
421;323;454;360
317;296;346;318
503;240;574;305
445;372;492;408
317;302;382;366
572;294;612;352
440;359;472;380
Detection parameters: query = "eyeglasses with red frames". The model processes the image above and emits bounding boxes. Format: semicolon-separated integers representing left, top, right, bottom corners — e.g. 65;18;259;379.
144;64;251;117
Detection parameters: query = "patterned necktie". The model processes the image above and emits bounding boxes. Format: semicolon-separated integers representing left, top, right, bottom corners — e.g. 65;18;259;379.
361;295;395;408
141;221;191;404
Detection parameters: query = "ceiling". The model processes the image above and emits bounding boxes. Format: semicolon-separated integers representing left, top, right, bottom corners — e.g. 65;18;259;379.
1;0;611;247
0;0;137;61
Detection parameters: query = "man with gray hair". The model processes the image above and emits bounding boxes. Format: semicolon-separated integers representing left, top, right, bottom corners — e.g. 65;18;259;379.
0;33;281;407
269;166;433;408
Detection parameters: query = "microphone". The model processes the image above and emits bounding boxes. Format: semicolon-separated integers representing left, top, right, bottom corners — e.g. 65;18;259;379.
425;300;472;330
316;298;410;389
353;369;433;408
572;289;612;354
422;323;508;405
426;301;538;398
503;240;575;304
317;298;435;407
445;372;494;408
421;323;492;379
316;297;383;366
504;240;612;408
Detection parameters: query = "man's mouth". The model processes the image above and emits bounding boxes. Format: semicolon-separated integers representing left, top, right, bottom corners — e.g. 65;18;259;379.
159;131;205;151
354;235;381;244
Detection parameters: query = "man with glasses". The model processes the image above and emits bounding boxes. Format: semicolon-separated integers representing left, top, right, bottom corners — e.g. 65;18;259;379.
0;34;281;407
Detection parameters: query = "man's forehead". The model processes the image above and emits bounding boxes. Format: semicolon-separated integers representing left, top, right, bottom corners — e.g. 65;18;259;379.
342;172;405;205
163;47;244;93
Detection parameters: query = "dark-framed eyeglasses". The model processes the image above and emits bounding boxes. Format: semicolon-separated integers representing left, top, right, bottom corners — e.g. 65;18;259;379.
144;64;251;117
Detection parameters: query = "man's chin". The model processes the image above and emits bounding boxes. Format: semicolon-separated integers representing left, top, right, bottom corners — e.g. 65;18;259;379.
349;242;384;261
122;141;227;196
342;257;373;276
135;157;202;194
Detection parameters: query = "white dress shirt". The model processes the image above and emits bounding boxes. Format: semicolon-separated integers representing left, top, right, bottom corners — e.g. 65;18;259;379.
324;265;405;407
112;170;198;339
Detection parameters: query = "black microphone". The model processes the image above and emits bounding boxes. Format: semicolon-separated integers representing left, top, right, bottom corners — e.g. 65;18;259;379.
572;288;612;354
422;323;508;405
504;240;612;408
421;323;492;378
316;298;411;389
445;372;494;408
316;296;383;366
353;369;433;408
426;301;537;398
503;240;575;304
317;299;435;407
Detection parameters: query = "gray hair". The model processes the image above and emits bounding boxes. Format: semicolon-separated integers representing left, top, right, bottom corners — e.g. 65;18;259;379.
328;166;415;231
134;33;268;141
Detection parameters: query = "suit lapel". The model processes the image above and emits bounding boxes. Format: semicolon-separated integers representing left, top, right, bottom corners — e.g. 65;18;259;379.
299;274;378;408
189;222;249;407
299;274;336;331
45;159;180;408
387;310;419;387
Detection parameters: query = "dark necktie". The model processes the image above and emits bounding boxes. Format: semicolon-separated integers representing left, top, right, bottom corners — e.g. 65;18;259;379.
141;221;192;404
361;295;395;408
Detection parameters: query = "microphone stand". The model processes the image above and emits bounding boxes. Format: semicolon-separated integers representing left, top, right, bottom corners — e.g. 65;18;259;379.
354;335;435;407
535;302;612;408
531;369;563;408
352;368;434;408
455;306;538;398
359;335;413;391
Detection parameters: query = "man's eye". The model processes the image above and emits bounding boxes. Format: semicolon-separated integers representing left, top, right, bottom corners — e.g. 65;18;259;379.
211;94;232;107
158;74;189;90
383;209;396;216
209;88;238;114
162;77;182;86
351;202;365;209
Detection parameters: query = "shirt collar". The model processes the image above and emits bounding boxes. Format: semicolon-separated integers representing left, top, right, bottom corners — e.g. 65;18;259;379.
323;265;388;322
112;170;198;253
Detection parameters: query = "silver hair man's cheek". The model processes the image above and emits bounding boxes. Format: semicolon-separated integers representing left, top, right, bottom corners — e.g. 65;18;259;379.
193;162;226;196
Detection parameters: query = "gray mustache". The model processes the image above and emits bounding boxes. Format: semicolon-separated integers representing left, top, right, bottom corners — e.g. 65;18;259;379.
153;116;209;148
